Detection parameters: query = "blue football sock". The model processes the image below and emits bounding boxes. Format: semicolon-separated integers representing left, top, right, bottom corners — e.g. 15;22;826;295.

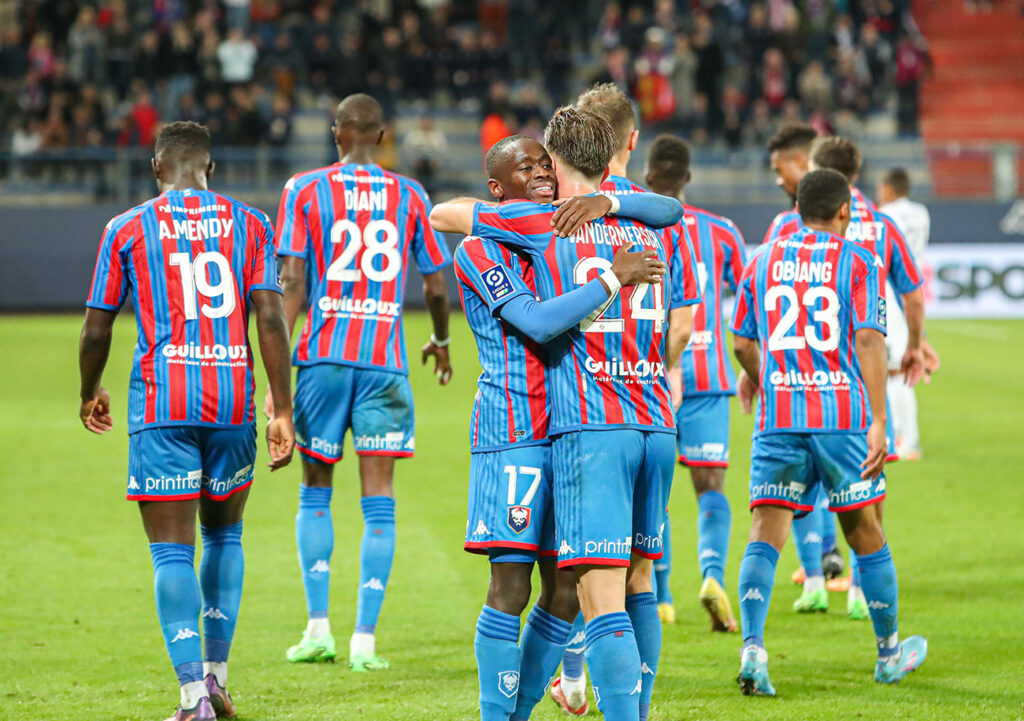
850;550;862;588
855;544;900;658
561;612;586;680
151;543;203;685
355;496;396;634
738;541;779;649
511;606;571;721
625;593;660;721
199;522;244;663
585;613;641;721
653;517;672;604
475;606;522;721
697;491;731;587
821;507;838;555
793;507;824;578
296;485;333;621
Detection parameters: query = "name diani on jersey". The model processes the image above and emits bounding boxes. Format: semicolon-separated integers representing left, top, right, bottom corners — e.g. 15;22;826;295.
343;188;388;212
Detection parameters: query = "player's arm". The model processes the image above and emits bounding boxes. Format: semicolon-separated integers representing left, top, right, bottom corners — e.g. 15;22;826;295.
252;288;294;470
497;243;666;343
78;308;116;434
421;270;452;384
278;255;306;339
898;286;925;386
855;327;888;480
550;192;684;235
730;264;761;413
665;306;693;372
429;197;480;235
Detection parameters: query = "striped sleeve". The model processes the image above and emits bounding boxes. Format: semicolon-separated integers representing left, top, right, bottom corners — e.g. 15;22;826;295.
668;222;702;308
86;217;131;311
730;263;758;339
247;210;282;296
409;184;453;273
454;236;534;315
882;214;923;295
851;249;887;335
275;175;309;258
471;200;554;253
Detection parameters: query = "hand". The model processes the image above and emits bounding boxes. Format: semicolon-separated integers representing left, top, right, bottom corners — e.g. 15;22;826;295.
266;414;295;470
736;371;757;414
422;341;452;385
668;365;684;411
921;339;940;383
80;387;113;434
263;385;274;420
609;242;666;287
899;346;925;387
550;195;612;237
861;420;888;480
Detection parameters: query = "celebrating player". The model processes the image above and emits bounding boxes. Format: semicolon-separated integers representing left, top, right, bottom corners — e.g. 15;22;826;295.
433;106;698;721
731;169;927;696
79;121;295;721
274;94;453;671
640;134;748;633
877;167;940;459
452;134;672;721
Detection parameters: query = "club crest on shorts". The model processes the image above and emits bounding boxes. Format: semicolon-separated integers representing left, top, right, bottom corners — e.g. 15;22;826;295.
498;670;520;698
507;505;531;534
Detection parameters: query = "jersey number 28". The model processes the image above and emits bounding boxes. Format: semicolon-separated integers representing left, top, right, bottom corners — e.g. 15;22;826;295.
326;219;401;283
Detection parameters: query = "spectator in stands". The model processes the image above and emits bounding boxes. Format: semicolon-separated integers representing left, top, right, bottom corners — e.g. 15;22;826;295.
165;21;198;121
760;47;789;112
693;13;724;125
67;5;105;86
129;85;160;146
224;0;251;31
798;60;832;115
104;15;134;98
670;32;697;125
218;27;258;85
403;114;448;195
895;34;928;136
134;30;165;88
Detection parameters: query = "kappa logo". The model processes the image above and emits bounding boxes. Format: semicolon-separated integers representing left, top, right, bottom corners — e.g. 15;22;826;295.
567;631;586;647
700;549;721;559
630;680;642;695
802;532;822;545
593;687;600;704
128;476;140;490
497;671;520;699
308;560;330;573
203;608;229;621
875;478;887;493
170;628;199;643
473;520;490;536
507;505;531;534
741;588;765;602
559;540;576;556
362;577;385;592
867;600;891;610
641;662;654;676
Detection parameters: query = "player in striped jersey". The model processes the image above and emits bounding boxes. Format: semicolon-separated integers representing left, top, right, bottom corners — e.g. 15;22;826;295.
433;106;698;721
764;137;927;617
274;95;453;671
731;169;927;696
80;122;295;721
640;134;748;634
455;134;669;721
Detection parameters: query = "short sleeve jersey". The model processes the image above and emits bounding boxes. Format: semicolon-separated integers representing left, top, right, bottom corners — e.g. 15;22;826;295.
680;204;748;396
275;162;452;373
731;227;886;437
87;189;281;433
472;199;682;435
454;234;550;452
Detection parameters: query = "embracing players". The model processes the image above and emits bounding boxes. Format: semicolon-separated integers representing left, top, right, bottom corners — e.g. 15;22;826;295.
274;94;453;671
433;105;699;721
80;121;295;721
732;168;927;696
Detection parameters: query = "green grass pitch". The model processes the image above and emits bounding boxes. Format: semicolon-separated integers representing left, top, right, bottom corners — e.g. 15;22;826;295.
1;313;1022;721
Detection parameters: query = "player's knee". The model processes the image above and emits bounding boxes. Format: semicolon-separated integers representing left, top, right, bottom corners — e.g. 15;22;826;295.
692;467;726;495
840;505;886;556
486;565;532;615
626;556;653;595
301;458;334;488
537;567;580;622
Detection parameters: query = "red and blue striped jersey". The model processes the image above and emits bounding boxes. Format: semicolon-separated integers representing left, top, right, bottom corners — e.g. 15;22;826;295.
87;189;281;434
762;187;922;295
454;235;549;452
275;162;452;374
731;227;887;436
473;199;695;435
601;175;702;310
680;204;748;396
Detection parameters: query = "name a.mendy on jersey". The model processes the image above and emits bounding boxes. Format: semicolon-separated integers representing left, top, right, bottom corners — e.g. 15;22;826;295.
157;218;235;241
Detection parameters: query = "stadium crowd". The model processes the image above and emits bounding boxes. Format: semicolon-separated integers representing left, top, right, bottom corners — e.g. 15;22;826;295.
1;0;931;159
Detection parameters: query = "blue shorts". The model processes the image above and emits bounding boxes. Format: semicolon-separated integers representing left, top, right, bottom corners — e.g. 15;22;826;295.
464;444;555;560
749;433;886;513
295;364;415;463
676;394;730;467
552;429;675;568
127;424;257;502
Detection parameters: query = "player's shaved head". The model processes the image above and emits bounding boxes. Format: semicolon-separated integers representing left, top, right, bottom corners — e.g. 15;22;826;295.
154;121;211;172
543;106;615;183
645;134;690;197
767;123;817;154
810;136;862;182
768;123;817;201
335;93;384;132
485;134;535;179
797;169;851;223
881;167;911;197
577;82;637;154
